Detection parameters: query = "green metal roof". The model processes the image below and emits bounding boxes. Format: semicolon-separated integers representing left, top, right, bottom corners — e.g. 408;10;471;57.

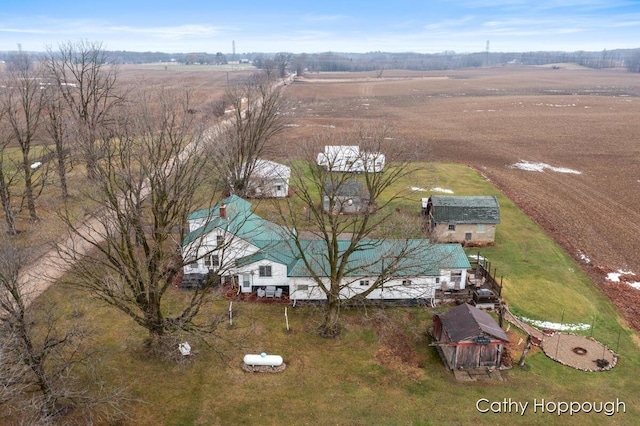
187;195;251;221
234;238;470;278
183;195;291;247
429;195;500;224
186;196;471;279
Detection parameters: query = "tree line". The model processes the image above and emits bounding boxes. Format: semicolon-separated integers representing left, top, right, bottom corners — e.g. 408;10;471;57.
4;47;640;73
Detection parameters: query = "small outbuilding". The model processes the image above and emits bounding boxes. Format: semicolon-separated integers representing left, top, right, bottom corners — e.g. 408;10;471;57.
317;145;385;173
431;303;509;370
422;195;500;245
323;180;372;214
246;159;291;198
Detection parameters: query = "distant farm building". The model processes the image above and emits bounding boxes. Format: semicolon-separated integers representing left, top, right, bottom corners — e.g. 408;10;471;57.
245;159;291;198
317;145;385;173
422;195;500;245
431;303;509;370
323;180;372;215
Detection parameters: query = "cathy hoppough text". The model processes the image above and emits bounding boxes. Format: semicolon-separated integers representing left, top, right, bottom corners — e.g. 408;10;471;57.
476;398;626;417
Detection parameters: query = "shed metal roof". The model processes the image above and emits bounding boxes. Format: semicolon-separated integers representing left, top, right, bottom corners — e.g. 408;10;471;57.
428;195;500;224
438;303;509;342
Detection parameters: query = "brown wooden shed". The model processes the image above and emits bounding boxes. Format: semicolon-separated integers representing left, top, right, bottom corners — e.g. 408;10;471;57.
431;303;509;370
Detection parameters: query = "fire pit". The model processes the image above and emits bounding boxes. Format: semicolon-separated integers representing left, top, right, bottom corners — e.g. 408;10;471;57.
572;347;587;355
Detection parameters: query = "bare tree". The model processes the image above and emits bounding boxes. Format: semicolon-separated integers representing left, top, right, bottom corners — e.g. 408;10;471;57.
0;238;127;424
0;47;48;221
44;80;72;199
209;74;288;197
0;102;19;235
274;123;436;337
274;52;292;79
43;40;121;180
59;89;222;347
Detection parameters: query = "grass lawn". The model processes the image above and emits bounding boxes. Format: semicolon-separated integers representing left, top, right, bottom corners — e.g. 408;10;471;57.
32;163;640;425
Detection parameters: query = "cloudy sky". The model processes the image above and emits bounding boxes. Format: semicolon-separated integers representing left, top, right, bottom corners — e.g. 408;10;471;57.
1;0;638;54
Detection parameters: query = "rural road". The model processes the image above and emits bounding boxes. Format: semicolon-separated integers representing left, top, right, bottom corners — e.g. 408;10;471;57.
18;74;295;308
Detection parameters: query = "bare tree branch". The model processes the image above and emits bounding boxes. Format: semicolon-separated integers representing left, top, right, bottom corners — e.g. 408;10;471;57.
58;88;222;346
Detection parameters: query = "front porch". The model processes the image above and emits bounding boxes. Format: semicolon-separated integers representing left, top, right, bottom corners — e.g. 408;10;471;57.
223;282;290;304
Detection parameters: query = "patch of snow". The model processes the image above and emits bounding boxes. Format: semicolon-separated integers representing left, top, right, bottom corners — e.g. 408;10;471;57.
520;316;591;331
411;187;454;194
511;160;582;175
579;253;591;264
468;254;487;261
30;161;42;169
431;187;454;194
605;269;640;289
606;269;635;282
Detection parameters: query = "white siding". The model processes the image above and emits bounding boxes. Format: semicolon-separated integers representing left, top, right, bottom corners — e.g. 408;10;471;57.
182;227;259;276
233;260;289;291
289;276;440;301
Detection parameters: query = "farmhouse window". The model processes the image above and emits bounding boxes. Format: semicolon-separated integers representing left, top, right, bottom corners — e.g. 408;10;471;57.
435;277;440;284
448;224;456;231
259;265;272;277
360;280;370;286
276;185;282;192
402;279;412;286
216;234;224;246
204;255;219;269
242;275;251;288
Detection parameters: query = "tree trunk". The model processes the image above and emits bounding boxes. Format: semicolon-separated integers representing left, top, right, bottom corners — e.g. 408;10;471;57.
320;298;341;338
22;164;38;221
0;167;17;235
144;303;166;348
55;145;69;199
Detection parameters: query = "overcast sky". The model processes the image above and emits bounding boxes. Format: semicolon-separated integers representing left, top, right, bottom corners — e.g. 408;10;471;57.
1;0;638;54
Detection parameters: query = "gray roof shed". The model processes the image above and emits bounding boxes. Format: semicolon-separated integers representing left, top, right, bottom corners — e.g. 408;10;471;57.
425;195;500;224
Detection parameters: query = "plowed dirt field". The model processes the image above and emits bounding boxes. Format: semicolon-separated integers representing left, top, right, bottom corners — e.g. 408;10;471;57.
276;66;640;332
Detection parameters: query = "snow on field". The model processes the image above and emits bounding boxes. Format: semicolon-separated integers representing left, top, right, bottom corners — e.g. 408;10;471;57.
534;102;577;108
410;187;454;194
578;251;591;264
430;187;454;194
468;254;487;261
511;160;582;175
519;316;591;331
606;269;640;290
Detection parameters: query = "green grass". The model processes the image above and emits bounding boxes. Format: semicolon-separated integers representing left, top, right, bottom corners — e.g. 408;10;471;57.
25;162;640;425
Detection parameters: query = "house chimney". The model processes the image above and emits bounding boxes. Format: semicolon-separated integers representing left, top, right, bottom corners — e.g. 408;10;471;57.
219;203;227;218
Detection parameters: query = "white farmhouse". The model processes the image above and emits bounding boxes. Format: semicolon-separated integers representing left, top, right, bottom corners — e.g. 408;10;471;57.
181;196;470;302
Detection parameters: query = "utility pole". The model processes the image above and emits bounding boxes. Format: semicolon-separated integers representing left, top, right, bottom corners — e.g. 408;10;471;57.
485;40;490;67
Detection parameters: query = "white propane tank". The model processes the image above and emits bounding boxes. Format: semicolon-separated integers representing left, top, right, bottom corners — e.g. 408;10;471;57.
243;352;283;366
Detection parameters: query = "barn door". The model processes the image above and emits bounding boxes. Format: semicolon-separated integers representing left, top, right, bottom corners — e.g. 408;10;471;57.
479;344;496;367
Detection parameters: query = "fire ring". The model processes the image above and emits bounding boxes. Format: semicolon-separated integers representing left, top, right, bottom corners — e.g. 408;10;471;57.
572;347;587;355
